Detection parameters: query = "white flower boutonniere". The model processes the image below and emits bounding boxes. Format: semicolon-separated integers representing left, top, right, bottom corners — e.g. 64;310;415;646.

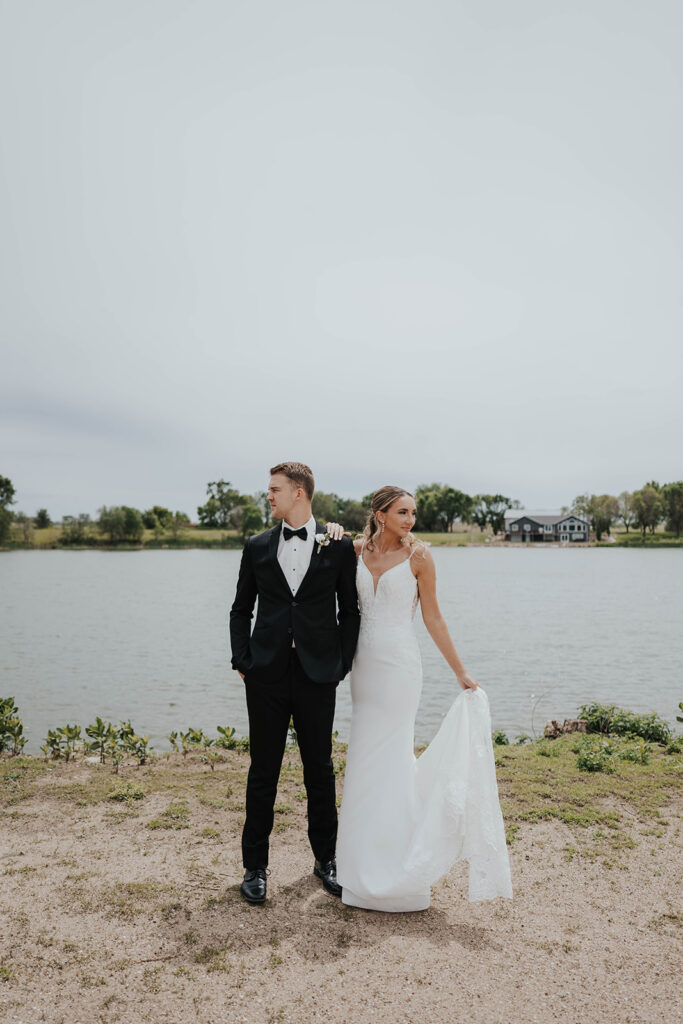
315;532;331;554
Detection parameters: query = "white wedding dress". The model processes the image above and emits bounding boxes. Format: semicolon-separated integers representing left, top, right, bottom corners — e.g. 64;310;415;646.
336;545;513;911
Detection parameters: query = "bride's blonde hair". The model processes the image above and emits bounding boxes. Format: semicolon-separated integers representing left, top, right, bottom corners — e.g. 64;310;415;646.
361;485;427;556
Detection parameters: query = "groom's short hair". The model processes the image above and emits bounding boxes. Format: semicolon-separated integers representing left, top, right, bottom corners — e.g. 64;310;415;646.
270;462;315;500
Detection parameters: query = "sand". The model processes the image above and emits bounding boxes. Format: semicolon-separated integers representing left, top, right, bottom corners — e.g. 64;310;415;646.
0;749;680;1024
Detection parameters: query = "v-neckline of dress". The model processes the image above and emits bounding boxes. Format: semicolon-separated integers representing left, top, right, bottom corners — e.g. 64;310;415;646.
359;551;412;597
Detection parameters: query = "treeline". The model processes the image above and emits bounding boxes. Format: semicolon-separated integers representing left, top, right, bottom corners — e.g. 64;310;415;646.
2;474;683;547
195;481;522;535
572;482;683;540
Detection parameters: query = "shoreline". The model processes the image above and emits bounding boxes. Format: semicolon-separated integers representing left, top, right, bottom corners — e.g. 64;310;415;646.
3;537;683;552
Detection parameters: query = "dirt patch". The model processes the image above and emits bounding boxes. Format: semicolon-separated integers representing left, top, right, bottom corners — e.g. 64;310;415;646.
0;748;681;1024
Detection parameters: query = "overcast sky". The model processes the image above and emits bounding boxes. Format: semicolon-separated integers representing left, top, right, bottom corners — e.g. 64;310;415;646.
1;0;681;519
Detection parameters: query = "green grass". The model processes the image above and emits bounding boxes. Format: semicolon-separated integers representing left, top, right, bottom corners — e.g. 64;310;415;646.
609;531;683;547
494;735;681;864
0;757;50;808
25;525;244;549
99;879;176;919
146;800;190;830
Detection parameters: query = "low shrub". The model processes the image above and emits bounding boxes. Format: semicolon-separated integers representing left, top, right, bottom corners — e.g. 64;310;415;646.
575;736;617;773
577;702;671;744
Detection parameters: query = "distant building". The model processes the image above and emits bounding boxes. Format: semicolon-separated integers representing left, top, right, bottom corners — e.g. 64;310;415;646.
504;510;590;543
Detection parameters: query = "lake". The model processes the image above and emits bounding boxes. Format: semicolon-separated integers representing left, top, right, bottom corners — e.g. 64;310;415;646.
1;548;681;753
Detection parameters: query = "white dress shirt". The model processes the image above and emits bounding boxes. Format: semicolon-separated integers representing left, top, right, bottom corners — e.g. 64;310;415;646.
277;514;317;597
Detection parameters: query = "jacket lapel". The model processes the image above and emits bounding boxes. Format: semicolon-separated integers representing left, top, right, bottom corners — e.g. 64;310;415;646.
295;520;326;597
267;524;293;596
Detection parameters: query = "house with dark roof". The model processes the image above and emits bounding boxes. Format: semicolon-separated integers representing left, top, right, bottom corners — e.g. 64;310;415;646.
504;510;590;543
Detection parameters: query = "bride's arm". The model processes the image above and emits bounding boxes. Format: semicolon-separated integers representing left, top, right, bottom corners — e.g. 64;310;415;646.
415;549;478;691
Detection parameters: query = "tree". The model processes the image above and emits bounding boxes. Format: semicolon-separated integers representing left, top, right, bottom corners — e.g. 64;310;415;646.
97;507;126;543
630;485;664;538
35;509;51;529
239;504;263;541
142;505;172;530
437;487;473;531
0;475;16;544
415;485;442;532
572;493;619;540
122;507;144;543
471;494;514;535
14;512;34;545
167;511;190;539
339;501;368;533
662;481;683;537
60;518;90;546
312;491;344;524
197;480;246;528
253;491;272;529
415;484;474;532
97;506;144;543
617;492;636;533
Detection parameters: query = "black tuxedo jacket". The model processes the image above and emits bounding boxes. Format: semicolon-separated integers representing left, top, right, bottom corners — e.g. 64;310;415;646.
229;522;360;684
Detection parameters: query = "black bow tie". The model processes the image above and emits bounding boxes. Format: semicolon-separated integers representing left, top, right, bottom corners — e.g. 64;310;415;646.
283;526;307;542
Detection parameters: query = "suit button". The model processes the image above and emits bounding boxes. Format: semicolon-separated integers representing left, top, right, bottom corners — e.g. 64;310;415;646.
291;601;297;607
287;628;293;635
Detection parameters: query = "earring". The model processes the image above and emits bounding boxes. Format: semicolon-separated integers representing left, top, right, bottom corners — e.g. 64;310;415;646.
379;520;384;534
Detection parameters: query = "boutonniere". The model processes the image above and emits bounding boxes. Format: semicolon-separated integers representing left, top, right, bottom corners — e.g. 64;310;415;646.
315;532;331;554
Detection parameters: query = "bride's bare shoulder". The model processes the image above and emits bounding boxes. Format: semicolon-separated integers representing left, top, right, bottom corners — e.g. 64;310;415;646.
352;538;363;557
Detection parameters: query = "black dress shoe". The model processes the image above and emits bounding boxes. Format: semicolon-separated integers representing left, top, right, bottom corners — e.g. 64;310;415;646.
241;868;267;904
313;859;342;898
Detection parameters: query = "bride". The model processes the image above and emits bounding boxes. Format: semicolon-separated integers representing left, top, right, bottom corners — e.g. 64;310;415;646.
331;486;512;912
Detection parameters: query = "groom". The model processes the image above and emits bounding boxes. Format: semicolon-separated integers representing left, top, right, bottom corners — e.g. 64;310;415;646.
230;462;360;903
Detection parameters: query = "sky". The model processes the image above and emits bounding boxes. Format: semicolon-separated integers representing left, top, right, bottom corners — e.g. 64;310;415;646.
1;0;682;519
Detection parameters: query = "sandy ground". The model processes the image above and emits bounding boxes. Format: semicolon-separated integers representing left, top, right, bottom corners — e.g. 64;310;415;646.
0;751;681;1024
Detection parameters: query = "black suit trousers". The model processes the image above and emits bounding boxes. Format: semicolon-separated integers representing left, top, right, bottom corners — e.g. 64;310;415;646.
242;649;338;869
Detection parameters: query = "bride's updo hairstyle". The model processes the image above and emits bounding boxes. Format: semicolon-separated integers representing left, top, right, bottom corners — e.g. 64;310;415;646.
362;485;427;556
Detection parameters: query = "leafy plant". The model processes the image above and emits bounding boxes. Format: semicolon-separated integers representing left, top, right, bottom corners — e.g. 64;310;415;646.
116;720;151;765
577;702;671;744
0;697;26;755
41;725;78;761
616;738;652;765
202;749;220;772
168;731;179;752
575;736;617;773
215;726;238;749
85;717;115;764
125;733;151;765
492;730;509;746
677;701;683;724
44;728;66;760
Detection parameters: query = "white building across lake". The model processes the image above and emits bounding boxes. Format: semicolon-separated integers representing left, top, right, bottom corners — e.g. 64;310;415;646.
504;510;590;543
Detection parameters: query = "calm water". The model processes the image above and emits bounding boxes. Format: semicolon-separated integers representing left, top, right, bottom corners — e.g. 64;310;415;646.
1;548;681;753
